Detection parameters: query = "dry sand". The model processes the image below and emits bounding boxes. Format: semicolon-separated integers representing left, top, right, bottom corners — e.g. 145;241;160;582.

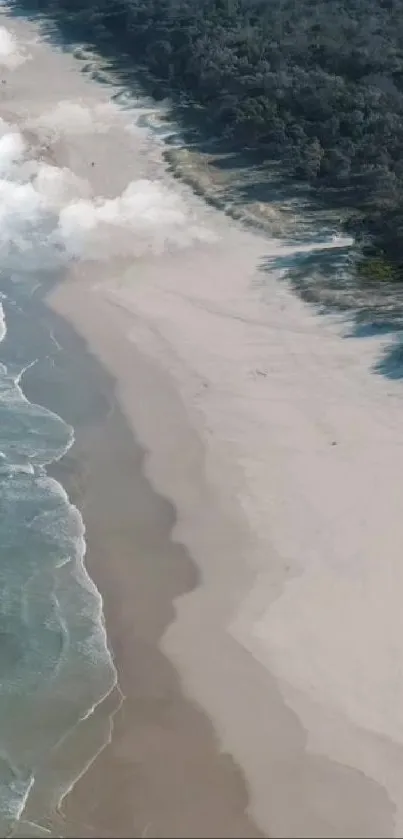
22;296;260;839
2;9;403;838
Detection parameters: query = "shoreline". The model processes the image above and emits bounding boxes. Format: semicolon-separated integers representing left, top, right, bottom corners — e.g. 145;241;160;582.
22;285;261;838
2;10;403;838
44;258;397;839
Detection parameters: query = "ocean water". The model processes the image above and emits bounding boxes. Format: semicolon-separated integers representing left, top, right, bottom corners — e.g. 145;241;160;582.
0;130;117;836
0;49;220;831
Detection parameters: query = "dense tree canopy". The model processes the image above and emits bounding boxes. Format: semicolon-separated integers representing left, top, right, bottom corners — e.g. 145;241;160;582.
25;0;403;268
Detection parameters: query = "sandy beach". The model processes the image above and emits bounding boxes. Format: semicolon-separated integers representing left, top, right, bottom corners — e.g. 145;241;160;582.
2;8;403;837
21;294;260;839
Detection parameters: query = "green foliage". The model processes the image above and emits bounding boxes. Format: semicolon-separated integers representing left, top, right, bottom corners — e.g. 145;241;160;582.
356;255;401;284
27;0;403;266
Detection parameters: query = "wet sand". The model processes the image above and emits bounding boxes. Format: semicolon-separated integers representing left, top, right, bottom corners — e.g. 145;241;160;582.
46;269;396;839
1;9;403;839
22;297;260;838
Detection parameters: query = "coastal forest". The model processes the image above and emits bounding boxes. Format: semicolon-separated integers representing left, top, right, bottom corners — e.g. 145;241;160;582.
22;0;403;272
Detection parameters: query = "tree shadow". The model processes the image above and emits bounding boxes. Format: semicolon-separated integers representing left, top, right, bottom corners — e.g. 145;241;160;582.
4;0;359;243
260;243;354;305
373;337;403;379
260;243;403;379
7;0;403;383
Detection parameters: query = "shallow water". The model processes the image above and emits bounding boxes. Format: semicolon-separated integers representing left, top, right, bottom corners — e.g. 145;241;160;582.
0;12;362;837
0;194;116;837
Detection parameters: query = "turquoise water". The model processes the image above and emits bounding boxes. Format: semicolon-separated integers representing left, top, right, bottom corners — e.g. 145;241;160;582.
0;130;116;835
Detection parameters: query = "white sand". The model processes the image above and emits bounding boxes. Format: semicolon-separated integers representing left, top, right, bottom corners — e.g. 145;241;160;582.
2;10;403;837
